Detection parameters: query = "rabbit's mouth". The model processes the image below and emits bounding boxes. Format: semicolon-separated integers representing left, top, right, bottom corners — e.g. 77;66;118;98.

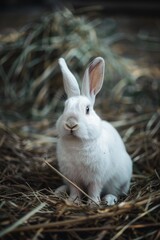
64;121;79;138
65;129;80;139
69;129;77;137
70;129;74;135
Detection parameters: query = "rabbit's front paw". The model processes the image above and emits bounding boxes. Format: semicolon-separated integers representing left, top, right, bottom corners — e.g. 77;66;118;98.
87;196;100;206
103;194;117;206
55;185;68;197
68;195;81;205
68;185;82;205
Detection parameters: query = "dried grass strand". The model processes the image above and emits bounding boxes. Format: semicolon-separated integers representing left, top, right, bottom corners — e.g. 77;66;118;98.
111;203;160;240
0;202;46;238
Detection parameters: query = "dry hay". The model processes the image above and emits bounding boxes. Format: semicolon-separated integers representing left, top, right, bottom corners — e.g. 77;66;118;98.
0;9;160;240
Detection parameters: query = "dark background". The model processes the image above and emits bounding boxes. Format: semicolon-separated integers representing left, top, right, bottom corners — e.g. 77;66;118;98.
0;0;160;34
0;0;160;14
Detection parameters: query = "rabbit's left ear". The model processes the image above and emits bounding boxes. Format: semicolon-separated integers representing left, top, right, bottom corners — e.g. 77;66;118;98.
82;57;105;105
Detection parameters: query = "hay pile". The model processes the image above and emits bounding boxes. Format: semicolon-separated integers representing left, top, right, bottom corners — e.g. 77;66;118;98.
0;9;160;240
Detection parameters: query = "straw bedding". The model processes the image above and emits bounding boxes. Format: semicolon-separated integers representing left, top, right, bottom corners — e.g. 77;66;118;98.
0;9;160;240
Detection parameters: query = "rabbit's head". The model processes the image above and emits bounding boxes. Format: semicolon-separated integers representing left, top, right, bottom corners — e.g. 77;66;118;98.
56;57;105;140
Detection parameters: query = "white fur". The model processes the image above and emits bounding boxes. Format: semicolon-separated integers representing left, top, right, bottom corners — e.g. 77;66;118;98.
56;57;132;205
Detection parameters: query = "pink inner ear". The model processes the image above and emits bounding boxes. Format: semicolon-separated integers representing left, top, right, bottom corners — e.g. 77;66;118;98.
89;61;102;94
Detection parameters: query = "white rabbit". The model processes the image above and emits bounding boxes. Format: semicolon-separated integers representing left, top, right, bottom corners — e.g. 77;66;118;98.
56;57;132;206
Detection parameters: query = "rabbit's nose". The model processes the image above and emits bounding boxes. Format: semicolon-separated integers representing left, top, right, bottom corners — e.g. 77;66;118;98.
65;117;79;131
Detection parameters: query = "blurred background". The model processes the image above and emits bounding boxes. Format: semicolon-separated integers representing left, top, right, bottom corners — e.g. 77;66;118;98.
0;1;160;30
0;0;160;121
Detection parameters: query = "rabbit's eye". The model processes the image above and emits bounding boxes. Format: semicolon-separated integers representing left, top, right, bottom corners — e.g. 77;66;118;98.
86;106;90;115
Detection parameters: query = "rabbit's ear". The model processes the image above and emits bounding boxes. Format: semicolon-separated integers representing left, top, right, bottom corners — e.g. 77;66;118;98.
59;58;80;98
82;57;105;105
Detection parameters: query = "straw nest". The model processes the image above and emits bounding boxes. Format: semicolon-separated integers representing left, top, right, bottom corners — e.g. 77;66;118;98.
0;9;160;240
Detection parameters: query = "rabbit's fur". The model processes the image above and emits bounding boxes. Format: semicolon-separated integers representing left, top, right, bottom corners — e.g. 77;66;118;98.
56;57;132;205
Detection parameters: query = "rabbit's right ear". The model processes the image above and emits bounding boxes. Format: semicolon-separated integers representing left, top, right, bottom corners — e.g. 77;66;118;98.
59;58;80;98
82;57;105;105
